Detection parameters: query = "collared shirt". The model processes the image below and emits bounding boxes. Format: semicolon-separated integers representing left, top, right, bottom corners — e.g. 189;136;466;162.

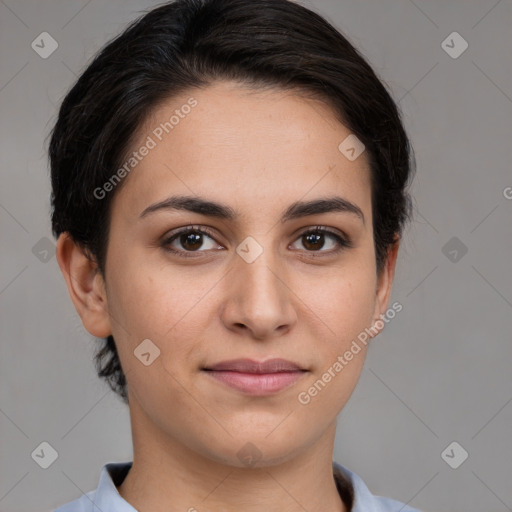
54;461;421;512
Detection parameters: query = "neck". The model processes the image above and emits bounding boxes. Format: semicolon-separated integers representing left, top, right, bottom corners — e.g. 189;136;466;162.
118;394;347;512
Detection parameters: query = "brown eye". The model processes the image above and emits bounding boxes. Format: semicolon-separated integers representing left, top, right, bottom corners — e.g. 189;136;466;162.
302;232;326;251
291;227;352;254
162;226;222;256
178;231;204;251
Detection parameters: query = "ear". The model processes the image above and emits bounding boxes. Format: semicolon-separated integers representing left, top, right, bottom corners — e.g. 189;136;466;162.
369;237;400;338
56;233;112;338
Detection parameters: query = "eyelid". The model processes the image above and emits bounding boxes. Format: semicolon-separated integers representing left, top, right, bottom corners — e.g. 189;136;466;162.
295;225;351;243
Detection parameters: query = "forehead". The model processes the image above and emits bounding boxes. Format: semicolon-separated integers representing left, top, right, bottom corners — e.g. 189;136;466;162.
111;80;372;222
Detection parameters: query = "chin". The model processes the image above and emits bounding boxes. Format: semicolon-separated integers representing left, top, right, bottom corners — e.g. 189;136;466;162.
197;429;308;469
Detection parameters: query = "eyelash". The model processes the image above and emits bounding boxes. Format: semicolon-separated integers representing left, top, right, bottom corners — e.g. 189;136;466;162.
161;225;353;259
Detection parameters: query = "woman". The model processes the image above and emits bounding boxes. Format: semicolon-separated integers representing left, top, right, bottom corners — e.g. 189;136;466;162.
50;0;418;510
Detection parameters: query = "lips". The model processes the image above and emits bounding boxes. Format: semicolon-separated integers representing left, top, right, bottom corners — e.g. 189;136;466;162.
203;358;304;373
202;358;307;396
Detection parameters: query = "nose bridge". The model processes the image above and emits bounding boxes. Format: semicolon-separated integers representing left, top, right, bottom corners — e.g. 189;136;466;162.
221;235;296;337
235;236;283;304
242;249;280;298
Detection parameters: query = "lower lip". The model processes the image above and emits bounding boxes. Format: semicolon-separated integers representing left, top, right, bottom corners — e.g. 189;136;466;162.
203;370;306;396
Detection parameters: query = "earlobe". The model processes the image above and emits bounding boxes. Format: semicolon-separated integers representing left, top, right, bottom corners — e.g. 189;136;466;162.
370;237;400;338
56;233;112;338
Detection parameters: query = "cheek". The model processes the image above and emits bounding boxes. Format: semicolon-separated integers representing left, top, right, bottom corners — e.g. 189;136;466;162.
298;262;377;347
106;253;203;335
104;251;222;380
293;267;374;415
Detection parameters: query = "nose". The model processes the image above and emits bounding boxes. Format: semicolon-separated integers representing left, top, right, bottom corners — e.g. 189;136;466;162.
219;244;297;340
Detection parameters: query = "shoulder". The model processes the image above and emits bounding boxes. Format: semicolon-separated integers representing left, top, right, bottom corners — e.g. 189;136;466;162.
334;462;422;512
53;461;133;512
53;490;96;512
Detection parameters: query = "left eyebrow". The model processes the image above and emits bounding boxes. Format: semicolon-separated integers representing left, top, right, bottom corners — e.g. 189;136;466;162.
139;194;365;225
282;197;365;225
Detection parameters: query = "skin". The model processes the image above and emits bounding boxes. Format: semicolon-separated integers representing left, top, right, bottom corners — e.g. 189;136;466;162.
57;80;399;512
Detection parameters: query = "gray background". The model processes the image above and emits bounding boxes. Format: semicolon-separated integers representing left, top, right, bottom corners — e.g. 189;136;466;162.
1;0;511;511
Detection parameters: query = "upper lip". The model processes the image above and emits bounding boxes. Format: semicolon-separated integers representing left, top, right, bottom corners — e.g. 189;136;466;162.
203;358;305;373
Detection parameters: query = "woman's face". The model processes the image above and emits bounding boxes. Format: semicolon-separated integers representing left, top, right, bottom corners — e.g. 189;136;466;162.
96;81;395;466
